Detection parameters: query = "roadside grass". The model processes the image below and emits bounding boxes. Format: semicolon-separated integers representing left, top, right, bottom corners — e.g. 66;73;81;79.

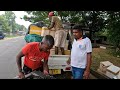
5;35;19;38
91;48;120;71
4;35;24;40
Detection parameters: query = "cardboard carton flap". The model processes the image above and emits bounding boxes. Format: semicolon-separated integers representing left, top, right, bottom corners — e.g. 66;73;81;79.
100;61;113;66
107;65;120;74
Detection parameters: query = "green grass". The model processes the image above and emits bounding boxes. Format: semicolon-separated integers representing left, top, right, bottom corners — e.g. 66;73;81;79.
91;48;120;71
5;35;20;38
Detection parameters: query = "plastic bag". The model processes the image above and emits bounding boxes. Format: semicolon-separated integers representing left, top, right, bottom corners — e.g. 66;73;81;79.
24;34;43;43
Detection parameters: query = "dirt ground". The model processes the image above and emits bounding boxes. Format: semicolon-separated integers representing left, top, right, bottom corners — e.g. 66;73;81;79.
91;47;120;71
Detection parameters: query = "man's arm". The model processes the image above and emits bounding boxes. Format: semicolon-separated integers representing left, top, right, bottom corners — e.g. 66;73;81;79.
67;56;71;65
16;51;25;78
43;60;49;75
48;22;55;30
86;52;92;71
83;52;92;79
16;51;24;73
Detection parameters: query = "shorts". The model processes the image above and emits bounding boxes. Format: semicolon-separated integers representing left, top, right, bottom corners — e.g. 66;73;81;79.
23;65;43;75
54;30;67;48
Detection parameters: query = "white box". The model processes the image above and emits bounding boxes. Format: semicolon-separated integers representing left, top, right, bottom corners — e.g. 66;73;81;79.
100;46;106;49
41;27;50;36
48;55;70;66
99;61;113;73
116;71;120;79
105;65;120;78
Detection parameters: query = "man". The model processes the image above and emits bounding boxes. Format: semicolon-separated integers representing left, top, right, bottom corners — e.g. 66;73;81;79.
48;11;67;55
67;24;92;79
16;35;54;79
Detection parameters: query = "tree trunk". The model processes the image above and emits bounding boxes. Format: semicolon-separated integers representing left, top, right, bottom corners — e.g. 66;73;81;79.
89;30;92;40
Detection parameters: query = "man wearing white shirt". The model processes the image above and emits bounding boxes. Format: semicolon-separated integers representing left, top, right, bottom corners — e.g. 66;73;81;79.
67;24;92;79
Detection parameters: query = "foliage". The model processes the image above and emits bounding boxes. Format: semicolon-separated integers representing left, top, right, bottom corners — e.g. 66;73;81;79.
0;15;11;32
0;11;27;34
24;11;107;35
106;11;120;49
23;11;50;24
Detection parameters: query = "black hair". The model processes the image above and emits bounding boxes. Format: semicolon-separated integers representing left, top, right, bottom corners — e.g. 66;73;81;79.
42;35;54;48
72;24;83;33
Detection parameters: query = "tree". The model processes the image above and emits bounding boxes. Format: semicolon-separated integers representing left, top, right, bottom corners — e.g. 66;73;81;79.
0;11;27;35
24;11;107;40
0;15;11;32
23;11;50;24
79;11;108;39
4;11;16;34
106;11;120;51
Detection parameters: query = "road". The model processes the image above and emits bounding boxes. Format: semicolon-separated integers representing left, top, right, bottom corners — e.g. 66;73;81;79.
0;36;26;79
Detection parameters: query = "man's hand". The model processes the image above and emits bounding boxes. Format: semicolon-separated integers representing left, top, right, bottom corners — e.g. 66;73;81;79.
47;27;51;30
66;58;71;65
43;70;49;75
18;72;25;79
83;70;90;79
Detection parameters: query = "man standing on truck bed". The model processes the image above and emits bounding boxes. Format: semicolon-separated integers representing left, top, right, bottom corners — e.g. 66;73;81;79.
67;24;92;79
48;11;67;55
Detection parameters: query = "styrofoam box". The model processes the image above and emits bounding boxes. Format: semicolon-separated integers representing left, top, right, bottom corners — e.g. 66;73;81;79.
99;61;113;73
100;46;106;49
48;55;70;69
48;55;70;65
116;71;120;79
105;65;120;78
41;27;50;36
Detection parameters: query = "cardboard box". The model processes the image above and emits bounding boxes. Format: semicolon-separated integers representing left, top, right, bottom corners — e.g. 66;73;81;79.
41;27;50;36
50;49;61;55
50;49;70;55
105;65;120;78
99;61;113;73
116;71;120;79
64;50;71;55
100;46;106;49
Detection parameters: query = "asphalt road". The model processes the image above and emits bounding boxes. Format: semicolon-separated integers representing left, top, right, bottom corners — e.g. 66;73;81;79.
0;36;26;79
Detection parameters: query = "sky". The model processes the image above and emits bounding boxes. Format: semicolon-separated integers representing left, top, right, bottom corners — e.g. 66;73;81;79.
0;11;32;28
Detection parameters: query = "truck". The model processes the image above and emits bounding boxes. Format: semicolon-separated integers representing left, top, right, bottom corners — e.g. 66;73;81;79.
15;22;73;79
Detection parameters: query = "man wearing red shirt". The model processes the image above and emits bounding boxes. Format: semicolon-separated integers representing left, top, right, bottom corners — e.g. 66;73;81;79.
16;35;54;79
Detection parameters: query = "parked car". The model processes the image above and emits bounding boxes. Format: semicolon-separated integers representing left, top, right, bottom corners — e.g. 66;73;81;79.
0;31;5;39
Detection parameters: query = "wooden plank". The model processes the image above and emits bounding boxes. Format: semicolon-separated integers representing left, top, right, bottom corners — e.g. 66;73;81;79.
90;69;111;79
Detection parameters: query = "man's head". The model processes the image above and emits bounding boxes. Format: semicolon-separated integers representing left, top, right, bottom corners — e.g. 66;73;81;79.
72;24;83;40
40;35;54;52
48;11;54;20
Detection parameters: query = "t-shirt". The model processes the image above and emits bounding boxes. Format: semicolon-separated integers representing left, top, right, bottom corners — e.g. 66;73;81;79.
71;37;92;68
22;42;50;70
51;16;63;30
